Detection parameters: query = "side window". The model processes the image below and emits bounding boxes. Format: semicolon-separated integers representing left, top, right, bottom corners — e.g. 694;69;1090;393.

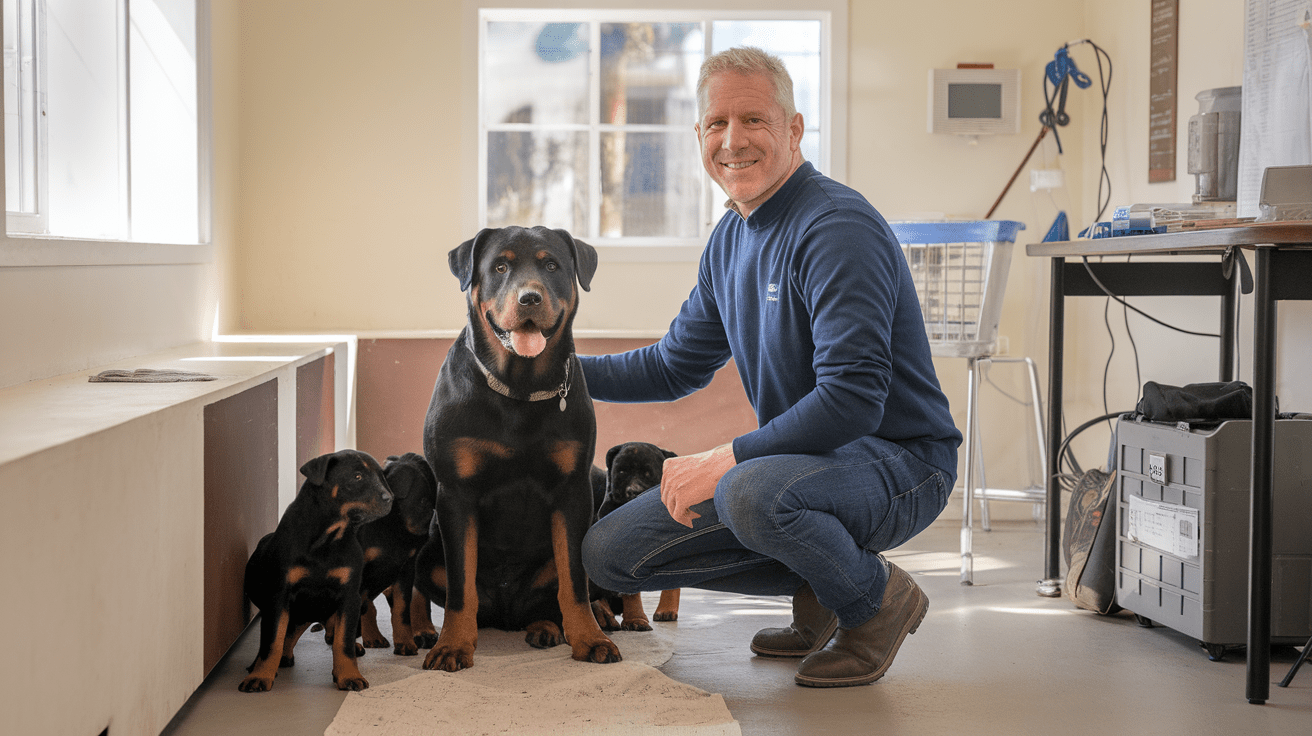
479;11;827;246
3;0;201;244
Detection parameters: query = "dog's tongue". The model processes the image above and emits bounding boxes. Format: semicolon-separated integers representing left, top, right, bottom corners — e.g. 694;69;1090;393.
510;329;547;358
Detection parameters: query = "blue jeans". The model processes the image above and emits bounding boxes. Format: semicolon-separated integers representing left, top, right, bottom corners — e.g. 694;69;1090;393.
582;436;953;629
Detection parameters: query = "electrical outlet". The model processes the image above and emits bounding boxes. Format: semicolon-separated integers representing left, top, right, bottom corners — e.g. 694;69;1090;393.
1030;169;1065;191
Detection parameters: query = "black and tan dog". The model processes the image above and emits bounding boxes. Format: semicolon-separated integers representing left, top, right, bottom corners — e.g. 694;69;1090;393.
416;225;620;672
355;452;438;656
240;450;393;692
594;442;681;630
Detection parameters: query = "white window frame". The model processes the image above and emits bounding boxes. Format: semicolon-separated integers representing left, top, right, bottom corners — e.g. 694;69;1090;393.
472;2;847;262
0;0;212;268
4;0;47;235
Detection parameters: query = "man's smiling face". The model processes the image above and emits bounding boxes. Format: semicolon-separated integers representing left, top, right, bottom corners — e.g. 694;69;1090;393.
695;70;804;218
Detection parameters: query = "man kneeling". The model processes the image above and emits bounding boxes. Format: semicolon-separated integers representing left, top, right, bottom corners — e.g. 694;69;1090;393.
579;46;960;688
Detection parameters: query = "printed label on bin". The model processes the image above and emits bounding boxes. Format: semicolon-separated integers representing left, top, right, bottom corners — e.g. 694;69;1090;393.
1127;495;1199;559
1147;453;1167;484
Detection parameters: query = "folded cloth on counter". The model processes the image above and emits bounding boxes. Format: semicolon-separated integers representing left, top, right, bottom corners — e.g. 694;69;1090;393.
89;368;219;383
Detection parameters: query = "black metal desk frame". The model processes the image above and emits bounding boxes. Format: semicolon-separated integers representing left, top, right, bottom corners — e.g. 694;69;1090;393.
1027;224;1312;704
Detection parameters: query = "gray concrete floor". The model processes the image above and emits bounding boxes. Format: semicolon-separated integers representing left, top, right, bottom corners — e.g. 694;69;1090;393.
162;502;1310;736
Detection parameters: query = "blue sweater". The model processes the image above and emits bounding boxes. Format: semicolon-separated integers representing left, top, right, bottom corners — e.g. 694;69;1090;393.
580;162;962;478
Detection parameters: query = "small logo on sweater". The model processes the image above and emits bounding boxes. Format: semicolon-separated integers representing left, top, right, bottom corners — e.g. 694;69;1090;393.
767;283;779;302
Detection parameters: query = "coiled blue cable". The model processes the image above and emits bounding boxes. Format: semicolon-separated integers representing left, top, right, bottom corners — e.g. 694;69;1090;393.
1046;47;1091;90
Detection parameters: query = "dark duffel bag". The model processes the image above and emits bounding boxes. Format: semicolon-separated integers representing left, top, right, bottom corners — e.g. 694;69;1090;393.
1136;380;1252;424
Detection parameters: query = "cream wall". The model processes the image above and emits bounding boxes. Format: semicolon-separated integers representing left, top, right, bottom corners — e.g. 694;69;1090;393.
4;0;1302;472
222;0;1306;490
224;0;469;334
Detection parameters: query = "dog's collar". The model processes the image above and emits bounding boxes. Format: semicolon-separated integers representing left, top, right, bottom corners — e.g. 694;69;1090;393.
469;347;574;411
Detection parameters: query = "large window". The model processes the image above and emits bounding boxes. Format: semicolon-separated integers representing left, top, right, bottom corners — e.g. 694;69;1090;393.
4;0;201;244
480;9;830;247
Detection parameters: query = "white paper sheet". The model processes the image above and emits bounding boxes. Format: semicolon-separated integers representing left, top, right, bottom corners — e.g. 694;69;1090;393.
1127;494;1200;560
1238;0;1312;217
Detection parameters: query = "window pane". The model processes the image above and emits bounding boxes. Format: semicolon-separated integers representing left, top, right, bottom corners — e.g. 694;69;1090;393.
599;22;702;126
46;0;124;240
601;131;702;238
4;0;38;215
485;22;589;126
129;0;198;244
487;130;588;233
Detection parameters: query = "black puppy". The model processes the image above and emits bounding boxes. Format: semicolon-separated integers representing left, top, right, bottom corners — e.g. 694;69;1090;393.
239;450;393;692
416;226;621;672
594;442;681;629
355;452;438;655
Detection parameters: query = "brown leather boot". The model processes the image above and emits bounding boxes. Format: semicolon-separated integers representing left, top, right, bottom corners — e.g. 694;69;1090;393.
750;582;839;658
793;561;928;687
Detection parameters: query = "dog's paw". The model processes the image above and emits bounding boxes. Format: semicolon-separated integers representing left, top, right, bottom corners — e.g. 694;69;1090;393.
423;645;474;672
334;675;370;691
393;640;419;656
653;610;679;622
590;600;620;631
354;642;366;656
525;620;565;648
573;639;623;664
413;630;439;649
238;675;275;693
620;617;653;632
278;654;296;668
569;632;622;664
363;635;390;649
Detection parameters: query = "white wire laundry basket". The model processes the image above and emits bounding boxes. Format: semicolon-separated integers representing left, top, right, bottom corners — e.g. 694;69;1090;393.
890;220;1026;359
889;219;1040;586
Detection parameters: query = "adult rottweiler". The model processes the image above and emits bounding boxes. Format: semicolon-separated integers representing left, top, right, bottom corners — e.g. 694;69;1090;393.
416;225;620;672
239;450;393;692
594;442;682;629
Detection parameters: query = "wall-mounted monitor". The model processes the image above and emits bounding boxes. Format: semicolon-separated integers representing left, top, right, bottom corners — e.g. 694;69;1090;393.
928;68;1021;136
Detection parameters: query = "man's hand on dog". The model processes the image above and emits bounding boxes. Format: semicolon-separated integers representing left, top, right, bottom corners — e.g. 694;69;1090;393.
660;443;736;527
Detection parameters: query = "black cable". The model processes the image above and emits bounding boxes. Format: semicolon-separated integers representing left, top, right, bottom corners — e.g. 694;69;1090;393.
1055;411;1131;490
1102;293;1116;418
1060;39;1114;231
1081;257;1223;338
1123;290;1142;392
982;365;1031;407
1087;40;1113;225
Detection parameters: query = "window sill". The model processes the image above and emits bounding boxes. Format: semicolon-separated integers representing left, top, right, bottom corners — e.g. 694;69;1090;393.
0;233;213;268
596;243;705;263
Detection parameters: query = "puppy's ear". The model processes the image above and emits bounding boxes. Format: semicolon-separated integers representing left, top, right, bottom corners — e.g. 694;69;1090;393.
605;444;623;469
300;454;334;486
384;467;413;499
551;228;598;292
449;228;497;292
662;448;678;459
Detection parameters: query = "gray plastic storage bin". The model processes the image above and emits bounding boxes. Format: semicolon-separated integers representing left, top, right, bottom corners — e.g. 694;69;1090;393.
1115;417;1312;660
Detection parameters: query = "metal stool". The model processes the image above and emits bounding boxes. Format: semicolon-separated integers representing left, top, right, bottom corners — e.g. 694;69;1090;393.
891;221;1046;585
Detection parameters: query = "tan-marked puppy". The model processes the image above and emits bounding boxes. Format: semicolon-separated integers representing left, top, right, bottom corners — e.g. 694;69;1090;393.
592;442;682;630
239;450;392;692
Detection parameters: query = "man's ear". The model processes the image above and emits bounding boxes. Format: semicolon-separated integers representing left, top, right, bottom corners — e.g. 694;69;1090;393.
448;228;498;292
